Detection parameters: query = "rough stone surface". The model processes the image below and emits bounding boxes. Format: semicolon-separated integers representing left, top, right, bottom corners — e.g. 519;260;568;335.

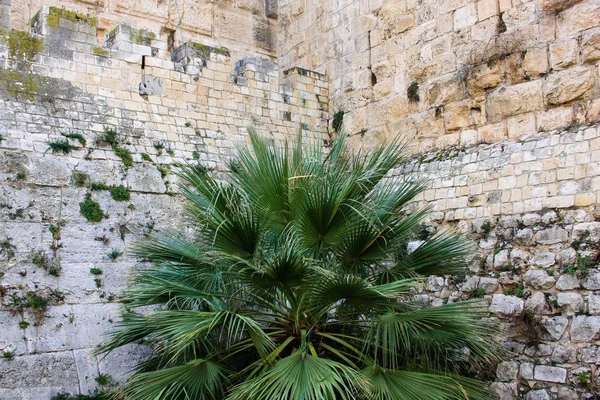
490;294;524;316
533;365;568;383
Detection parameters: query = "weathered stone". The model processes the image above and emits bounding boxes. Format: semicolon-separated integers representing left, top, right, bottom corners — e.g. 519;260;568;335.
520;362;534;379
494;249;510;268
557;292;584;315
533;248;555;267
543;316;568;340
555;274;581;290
526;389;550;400
478;277;499;293
582;29;600;63
425;275;445;291
581;346;600;363
0;352;79;389
570;316;600;342
549;39;578;70
551;345;577;363
556;248;576;267
490;294;524;316
583;270;600;290
126;164;167;193
486;81;544;123
491;382;518;400
524;269;555;290
589;293;600;315
515;228;534;246
536;226;568;245
557;1;600;37
496;361;519;382
525;291;551;315
545;67;596;105
573;222;600;242
533;365;567;383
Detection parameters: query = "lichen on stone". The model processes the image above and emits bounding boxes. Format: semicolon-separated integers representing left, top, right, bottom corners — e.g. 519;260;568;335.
129;28;156;46
92;47;109;57
0;29;44;61
47;6;97;28
0;70;45;101
188;41;231;58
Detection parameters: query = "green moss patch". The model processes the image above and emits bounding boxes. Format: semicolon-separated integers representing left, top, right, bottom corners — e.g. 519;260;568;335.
0;70;47;101
1;29;44;62
130;28;156;45
80;197;105;222
188;41;231;58
93;47;109;57
47;6;97;28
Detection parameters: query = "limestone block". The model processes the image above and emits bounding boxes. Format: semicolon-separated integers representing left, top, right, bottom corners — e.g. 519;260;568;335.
491;382;517;400
454;3;477;31
0;352;79;389
425;275;445;291
444;99;479;131
556;274;580;290
524;269;555;290
526;389;550;400
535;226;568;245
379;2;414;38
478;121;507;142
29;154;72;186
533;365;567;383
542;316;568;340
557;292;584;315
549;39;578;70
477;0;499;21
581;346;600;363
589;294;600;315
582;29;600;63
583;270;600;290
573;222;600;242
126;164;167;193
98;343;151;385
570;316;600;342
520;362;534;379
556;2;600;37
0;311;28;356
545;66;596;105
490;294;524;316
496;361;519;382
486;81;543;122
525;292;551;315
467;61;503;95
556;248;576;266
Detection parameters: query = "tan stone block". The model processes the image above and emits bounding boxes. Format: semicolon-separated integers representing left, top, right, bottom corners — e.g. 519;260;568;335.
467;62;504;95
582;29;600;63
523;46;548;79
536;107;572;132
507;113;536;139
386;96;409;121
483;179;498;191
427;75;466;106
478;121;507;143
545;66;596;105
499;0;511;12
379;2;414;37
486;81;543;122
556;167;575;181
549;39;578;71
436;133;461;148
444;99;481;131
575;193;595;207
460;129;478;146
587;98;600;124
557;2;600;37
478;0;499;20
545;195;575;208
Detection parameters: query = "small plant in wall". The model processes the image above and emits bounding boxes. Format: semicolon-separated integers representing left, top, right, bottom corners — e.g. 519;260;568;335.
80;195;105;222
153;142;165;155
47;139;77;154
98;128;134;167
108;248;122;262
407;82;420;102
62;132;87;147
331;110;344;132
0;237;16;260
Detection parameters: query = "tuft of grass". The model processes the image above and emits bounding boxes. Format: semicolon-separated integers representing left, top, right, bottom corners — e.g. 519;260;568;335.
108;185;130;201
113;145;133;167
504;284;529;298
153;142;164;155
1;351;14;360
184;122;192;127
166;148;175;156
31;250;61;276
94;278;102;288
91;182;110;191
80;197;105;222
47;139;76;154
128;203;135;211
90;268;103;275
0;238;16;260
192;151;200;160
100;128;118;146
156;164;170;178
62;132;86;146
19;320;29;329
49;224;61;241
332;110;344;132
108;248;122;262
469;288;487;298
15;171;27;180
0;134;4;143
407;82;420;102
141;153;153;162
95;373;114;387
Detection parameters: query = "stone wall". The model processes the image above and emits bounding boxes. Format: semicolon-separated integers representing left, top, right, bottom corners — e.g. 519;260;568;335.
0;6;327;399
277;0;600;153
395;123;600;399
7;0;277;59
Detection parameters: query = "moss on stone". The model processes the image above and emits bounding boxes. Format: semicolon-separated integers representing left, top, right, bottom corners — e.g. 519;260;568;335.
92;47;109;57
130;29;156;45
188;41;231;58
1;29;43;62
80;197;105;222
0;70;44;101
47;7;97;28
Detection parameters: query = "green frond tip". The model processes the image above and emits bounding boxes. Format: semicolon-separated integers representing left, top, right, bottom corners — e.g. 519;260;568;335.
98;125;499;400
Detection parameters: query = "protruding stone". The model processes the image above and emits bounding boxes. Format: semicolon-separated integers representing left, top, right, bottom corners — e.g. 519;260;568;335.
570;316;600;342
583;270;600;290
486;81;544;123
557;292;584;315
520;362;534;379
524;269;555;290
545;67;596;105
555;274;580;290
491;382;518;400
526;389;551;400
533;365;567;383
496;361;519;382
490;294;524;316
543;316;568;340
551;345;577;363
536;226;568;245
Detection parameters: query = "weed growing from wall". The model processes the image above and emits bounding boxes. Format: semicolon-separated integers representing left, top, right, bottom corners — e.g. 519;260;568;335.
80;196;105;222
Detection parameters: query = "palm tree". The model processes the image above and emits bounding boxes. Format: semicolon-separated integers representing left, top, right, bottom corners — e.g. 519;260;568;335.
98;128;499;400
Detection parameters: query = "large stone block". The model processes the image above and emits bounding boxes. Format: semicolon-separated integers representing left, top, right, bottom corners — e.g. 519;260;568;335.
490;294;524;316
486;81;543;122
556;2;600;37
582;29;600;63
0;352;79;389
545;66;596;105
524;269;555;290
533;365;567;383
570;316;600;342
